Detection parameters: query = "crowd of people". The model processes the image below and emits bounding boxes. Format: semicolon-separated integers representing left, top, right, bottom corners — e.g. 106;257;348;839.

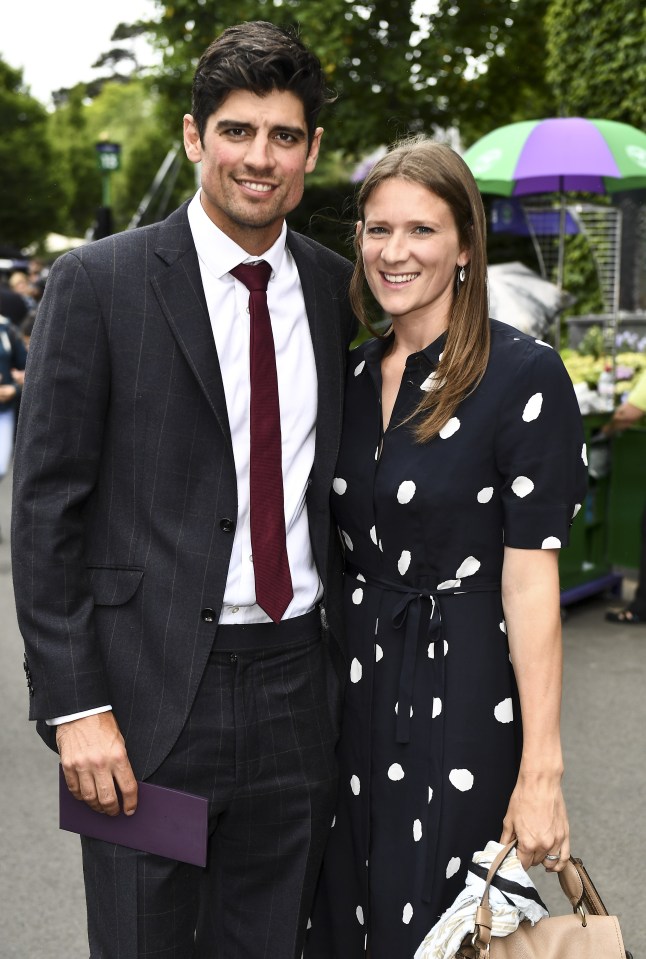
1;19;640;959
0;259;44;535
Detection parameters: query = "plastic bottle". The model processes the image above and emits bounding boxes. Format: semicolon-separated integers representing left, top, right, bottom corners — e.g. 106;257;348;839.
597;364;615;412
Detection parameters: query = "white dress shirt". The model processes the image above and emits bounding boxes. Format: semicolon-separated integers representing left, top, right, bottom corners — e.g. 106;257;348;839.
48;190;321;724
187;190;321;623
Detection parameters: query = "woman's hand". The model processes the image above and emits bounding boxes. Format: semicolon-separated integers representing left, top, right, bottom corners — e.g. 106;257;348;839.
500;770;570;872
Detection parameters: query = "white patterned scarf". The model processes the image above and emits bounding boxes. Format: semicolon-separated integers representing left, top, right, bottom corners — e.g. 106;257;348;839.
414;841;549;959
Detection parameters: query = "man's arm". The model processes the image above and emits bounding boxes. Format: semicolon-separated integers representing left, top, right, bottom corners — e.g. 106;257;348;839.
601;399;644;435
11;251;137;814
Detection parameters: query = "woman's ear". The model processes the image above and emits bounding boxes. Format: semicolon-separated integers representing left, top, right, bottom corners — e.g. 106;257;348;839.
355;221;364;252
457;250;471;268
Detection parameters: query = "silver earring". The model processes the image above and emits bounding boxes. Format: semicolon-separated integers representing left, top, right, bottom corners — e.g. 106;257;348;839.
459;266;466;283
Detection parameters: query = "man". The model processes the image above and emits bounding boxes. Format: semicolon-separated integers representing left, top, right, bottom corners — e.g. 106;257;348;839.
602;368;646;624
12;21;355;958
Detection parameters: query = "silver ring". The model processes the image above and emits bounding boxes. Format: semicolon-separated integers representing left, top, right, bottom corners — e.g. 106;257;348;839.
544;854;560;862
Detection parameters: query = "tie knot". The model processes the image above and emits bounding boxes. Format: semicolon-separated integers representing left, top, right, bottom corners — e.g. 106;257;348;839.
230;261;272;293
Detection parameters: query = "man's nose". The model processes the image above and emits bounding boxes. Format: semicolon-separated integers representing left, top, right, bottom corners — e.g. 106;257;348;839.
244;135;276;170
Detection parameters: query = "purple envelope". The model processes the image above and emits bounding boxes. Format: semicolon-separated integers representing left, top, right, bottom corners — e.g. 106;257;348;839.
59;766;208;866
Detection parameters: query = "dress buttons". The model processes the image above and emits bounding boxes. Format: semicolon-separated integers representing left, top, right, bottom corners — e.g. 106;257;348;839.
201;608;216;623
219;518;235;533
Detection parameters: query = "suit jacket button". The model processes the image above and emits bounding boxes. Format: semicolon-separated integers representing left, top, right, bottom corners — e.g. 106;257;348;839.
219;518;235;533
201;608;216;623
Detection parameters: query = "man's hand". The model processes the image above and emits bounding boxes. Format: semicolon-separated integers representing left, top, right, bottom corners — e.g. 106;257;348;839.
56;712;138;816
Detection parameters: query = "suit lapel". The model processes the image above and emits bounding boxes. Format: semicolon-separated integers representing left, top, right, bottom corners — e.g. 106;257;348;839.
288;231;345;473
151;204;233;457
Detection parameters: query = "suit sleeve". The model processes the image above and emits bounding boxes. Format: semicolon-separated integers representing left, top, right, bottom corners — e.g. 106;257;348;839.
11;252;112;720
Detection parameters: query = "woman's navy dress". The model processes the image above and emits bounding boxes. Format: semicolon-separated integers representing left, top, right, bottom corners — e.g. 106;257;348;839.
306;319;588;958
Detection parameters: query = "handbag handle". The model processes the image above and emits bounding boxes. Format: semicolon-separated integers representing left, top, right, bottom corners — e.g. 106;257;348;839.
472;840;612;954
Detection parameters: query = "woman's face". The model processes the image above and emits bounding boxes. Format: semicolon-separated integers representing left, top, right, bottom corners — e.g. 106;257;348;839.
359;177;469;326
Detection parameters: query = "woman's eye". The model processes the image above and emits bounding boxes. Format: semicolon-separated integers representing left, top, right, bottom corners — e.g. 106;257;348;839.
366;226;388;235
414;225;433;235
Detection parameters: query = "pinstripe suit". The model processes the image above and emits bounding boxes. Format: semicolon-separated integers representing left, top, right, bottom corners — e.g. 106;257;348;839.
11;200;356;956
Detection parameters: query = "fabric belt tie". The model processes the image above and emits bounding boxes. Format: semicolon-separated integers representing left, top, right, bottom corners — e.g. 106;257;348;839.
230;261;293;623
345;563;500;904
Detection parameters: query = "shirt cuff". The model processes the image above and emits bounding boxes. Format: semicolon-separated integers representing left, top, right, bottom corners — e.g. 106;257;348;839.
46;705;113;726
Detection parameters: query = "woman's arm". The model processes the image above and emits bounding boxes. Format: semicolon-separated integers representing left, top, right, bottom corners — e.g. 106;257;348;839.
499;544;569;872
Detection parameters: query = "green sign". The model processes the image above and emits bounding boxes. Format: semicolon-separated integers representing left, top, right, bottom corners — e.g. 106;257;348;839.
96;142;121;172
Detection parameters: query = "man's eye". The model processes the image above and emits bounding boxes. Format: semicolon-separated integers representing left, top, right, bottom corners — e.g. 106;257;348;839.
275;132;297;143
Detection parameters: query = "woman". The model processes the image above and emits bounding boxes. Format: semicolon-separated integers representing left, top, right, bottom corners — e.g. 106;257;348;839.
306;139;588;957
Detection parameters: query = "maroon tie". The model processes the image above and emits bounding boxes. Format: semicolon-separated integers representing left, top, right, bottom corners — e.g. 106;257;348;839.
230;261;293;622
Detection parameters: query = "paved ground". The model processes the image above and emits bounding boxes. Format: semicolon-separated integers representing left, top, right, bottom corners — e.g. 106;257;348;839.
0;472;643;958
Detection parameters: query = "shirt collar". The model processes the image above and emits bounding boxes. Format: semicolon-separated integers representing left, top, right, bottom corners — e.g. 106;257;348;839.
364;329;448;369
187;189;287;281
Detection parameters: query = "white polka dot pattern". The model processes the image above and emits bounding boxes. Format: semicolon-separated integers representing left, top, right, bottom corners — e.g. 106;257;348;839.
439;417;461;439
456;555;480;578
449;768;474;791
446;857;461;878
397;481;416;504
342;530;354;550
494;698;513;723
314;332;589;951
522;392;543;422
511;475;534;498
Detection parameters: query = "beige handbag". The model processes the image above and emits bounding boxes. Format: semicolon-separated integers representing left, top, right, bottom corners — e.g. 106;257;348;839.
456;840;631;959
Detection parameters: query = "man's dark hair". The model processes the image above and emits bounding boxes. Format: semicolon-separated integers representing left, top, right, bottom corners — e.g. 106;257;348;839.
191;21;334;145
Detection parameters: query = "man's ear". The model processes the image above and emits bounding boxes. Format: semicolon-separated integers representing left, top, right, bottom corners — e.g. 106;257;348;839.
183;115;202;164
305;127;324;174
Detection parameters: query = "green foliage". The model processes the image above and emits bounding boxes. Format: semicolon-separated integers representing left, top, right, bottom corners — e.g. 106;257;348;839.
577;324;606;359
545;0;646;125
561;233;605;318
0;60;64;248
46;78;196;236
138;0;549;155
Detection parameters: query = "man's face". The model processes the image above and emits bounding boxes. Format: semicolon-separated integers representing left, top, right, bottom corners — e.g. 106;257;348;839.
184;88;322;254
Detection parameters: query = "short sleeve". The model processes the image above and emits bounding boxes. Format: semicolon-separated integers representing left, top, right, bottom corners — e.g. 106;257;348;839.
495;343;588;549
627;369;646;413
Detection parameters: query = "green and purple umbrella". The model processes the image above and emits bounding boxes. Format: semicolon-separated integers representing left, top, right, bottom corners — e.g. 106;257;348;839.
462;117;646;196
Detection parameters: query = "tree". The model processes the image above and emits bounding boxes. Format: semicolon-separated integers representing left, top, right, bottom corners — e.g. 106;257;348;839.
0;60;65;249
545;0;646;126
47;78;195;236
125;0;551;156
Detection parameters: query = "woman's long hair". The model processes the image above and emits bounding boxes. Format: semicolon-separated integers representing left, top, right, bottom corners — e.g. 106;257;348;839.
350;137;490;443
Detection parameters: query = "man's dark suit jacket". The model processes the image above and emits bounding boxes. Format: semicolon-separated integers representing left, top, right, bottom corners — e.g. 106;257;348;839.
11;200;356;780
